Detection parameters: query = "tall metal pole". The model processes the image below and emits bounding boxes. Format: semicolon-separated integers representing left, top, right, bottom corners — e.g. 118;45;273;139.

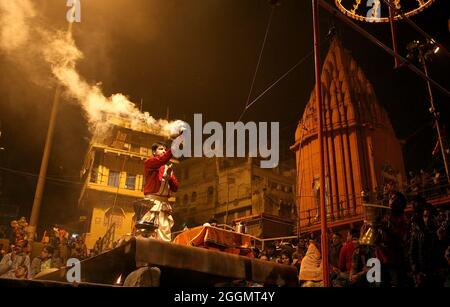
29;23;73;245
421;52;450;184
311;0;330;287
388;0;399;68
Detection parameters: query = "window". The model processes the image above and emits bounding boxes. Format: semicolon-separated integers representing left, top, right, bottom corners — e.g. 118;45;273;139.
140;147;149;156
184;168;189;180
191;192;197;203
108;170;120;187
89;153;100;183
111;131;128;149
125;174;136;190
131;144;140;153
183;194;189;205
104;207;125;229
90;166;98;183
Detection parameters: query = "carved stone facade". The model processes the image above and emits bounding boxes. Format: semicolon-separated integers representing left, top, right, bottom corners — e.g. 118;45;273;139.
291;38;405;231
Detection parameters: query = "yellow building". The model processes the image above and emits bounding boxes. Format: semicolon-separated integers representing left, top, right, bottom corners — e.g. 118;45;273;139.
78;114;171;249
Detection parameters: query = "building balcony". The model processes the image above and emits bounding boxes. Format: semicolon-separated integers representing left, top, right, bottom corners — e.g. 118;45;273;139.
91;143;148;160
86;182;143;198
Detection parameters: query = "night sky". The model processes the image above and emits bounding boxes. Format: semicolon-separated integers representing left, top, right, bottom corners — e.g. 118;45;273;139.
0;0;448;231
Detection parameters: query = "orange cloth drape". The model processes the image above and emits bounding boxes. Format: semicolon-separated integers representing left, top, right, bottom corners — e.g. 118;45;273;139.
173;226;253;257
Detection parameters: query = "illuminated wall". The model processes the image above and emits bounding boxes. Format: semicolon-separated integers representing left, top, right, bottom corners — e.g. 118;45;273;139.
291;38;405;231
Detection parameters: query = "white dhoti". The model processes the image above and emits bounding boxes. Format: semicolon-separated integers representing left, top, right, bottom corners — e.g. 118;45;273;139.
139;196;174;242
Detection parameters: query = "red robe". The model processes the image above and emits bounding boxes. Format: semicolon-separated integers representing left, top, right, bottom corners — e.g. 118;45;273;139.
338;241;357;273
143;149;179;197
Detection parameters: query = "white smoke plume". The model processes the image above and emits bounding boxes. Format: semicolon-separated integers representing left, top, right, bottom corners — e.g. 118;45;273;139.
0;0;186;138
0;0;35;52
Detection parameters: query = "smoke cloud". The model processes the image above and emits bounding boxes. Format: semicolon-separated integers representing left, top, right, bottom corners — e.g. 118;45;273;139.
0;0;185;138
0;0;35;52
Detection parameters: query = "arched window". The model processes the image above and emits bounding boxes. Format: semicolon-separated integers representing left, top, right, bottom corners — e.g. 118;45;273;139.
191;191;197;203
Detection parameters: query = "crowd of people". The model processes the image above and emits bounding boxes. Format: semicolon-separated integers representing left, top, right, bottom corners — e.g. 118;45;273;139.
252;188;450;287
1;177;449;286
406;169;448;198
0;218;89;280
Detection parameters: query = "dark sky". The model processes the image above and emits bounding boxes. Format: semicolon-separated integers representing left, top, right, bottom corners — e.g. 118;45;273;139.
0;0;449;230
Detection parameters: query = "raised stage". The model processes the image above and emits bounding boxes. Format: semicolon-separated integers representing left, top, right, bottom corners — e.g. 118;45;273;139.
26;236;298;287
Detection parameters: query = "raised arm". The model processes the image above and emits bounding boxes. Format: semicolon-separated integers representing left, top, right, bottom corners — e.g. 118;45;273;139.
144;149;173;170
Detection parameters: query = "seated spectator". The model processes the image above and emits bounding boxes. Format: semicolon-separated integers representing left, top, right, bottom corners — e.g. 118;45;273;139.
259;252;269;261
8;243;15;253
338;228;359;274
409;207;440;287
410;196;426;225
252;247;260;259
409;172;421;196
0;243;6;262
51;247;63;269
299;240;323;287
291;252;302;274
30;245;59;278
0;240;30;279
437;208;449;233
263;243;278;262
329;231;343;269
280;251;292;266
332;228;359;287
41;230;50;245
444;245;450;287
349;243;370;287
296;239;307;258
59;237;69;265
420;169;431;191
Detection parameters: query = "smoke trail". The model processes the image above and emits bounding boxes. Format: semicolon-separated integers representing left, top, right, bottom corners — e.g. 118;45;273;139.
0;0;35;52
0;0;185;138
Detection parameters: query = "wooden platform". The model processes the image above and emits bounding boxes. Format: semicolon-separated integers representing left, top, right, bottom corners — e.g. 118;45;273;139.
33;237;298;287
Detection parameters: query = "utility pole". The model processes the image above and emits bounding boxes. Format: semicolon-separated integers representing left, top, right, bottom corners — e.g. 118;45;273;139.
420;53;450;184
29;23;73;246
407;39;449;184
311;0;330;287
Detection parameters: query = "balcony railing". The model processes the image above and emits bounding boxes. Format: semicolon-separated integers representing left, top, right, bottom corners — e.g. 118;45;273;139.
298;204;363;228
